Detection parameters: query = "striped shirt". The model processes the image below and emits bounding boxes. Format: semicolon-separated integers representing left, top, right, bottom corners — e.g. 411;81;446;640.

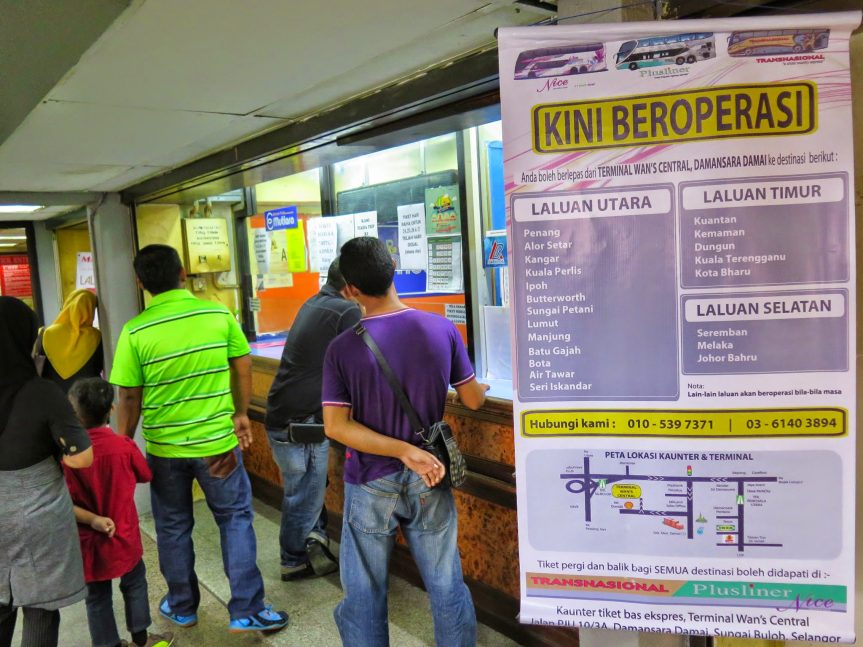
110;289;250;458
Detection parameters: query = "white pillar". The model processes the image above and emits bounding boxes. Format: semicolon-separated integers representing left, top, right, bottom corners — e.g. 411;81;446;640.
88;193;151;512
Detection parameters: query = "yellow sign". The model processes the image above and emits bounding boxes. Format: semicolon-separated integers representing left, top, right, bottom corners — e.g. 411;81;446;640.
182;219;231;273
522;408;845;438
611;484;642;499
532;82;816;153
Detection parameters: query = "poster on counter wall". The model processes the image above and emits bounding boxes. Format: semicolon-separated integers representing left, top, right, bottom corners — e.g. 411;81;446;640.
499;11;859;643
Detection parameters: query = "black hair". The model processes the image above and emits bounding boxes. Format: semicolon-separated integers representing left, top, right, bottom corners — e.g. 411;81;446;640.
338;237;394;297
68;377;114;428
133;244;183;295
325;258;347;291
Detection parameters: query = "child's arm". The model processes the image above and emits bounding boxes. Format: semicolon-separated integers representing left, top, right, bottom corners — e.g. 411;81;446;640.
127;438;153;484
73;505;116;538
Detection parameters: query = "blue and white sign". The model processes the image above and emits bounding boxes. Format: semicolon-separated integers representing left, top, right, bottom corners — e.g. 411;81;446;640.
483;233;508;268
265;206;298;231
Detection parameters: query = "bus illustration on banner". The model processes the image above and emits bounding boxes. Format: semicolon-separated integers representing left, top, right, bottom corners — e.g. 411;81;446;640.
513;43;606;79
614;32;715;70
727;28;830;56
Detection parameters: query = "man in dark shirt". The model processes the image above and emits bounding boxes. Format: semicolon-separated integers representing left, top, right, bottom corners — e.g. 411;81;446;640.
266;259;361;581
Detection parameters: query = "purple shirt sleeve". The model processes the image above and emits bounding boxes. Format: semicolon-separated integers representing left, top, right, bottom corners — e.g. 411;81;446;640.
322;341;352;408
448;323;475;387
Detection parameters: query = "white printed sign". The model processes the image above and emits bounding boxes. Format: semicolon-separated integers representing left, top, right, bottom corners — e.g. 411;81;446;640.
397;203;428;271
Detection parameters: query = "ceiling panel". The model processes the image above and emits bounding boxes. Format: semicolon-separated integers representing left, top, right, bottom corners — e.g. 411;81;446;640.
0;0;550;194
47;0;528;116
0;160;133;192
0;206;81;222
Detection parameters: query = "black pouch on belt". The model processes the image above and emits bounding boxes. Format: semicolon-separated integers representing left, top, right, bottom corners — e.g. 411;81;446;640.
287;422;327;443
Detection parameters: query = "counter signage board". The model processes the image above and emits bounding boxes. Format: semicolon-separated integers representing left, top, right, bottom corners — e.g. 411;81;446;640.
498;12;860;643
264;206;298;231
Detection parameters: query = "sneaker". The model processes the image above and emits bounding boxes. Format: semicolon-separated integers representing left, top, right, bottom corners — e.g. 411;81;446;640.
141;633;175;647
159;597;198;628
281;562;314;581
306;536;338;577
228;605;289;633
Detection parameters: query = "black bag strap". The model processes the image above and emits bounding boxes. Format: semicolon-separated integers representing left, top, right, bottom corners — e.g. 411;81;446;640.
354;322;426;438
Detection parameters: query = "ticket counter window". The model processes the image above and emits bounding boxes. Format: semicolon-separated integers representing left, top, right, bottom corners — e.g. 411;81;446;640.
246;134;470;359
246;168;323;357
472;120;512;390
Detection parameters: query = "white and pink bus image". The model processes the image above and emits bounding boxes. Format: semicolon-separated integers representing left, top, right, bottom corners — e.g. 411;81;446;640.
514;43;607;80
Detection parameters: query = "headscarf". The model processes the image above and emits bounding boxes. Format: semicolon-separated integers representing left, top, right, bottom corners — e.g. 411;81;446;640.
42;289;101;380
0;296;39;431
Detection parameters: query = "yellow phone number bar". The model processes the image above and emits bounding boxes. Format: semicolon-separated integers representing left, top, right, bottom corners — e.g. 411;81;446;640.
521;408;846;438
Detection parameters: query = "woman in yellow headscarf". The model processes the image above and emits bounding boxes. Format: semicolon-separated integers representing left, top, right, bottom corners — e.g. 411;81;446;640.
38;289;103;393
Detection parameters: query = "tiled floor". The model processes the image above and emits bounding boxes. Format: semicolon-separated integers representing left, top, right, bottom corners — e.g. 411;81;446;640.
18;499;519;646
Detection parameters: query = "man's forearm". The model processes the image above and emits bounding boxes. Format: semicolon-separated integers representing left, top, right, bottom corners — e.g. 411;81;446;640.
229;354;252;414
324;411;410;460
117;386;143;438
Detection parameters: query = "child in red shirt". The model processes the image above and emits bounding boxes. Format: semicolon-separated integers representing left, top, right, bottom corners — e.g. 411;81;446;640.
64;378;174;647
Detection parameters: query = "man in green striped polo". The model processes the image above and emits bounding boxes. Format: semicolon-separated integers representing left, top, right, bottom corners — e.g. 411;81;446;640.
111;244;289;634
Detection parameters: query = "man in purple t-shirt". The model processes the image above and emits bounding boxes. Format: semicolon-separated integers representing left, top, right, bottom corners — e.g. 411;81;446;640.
322;237;488;647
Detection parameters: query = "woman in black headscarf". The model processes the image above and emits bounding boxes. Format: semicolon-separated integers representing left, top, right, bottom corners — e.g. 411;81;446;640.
0;297;94;647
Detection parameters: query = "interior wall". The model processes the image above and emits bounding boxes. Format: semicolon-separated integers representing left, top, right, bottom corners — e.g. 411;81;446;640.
135;202;240;314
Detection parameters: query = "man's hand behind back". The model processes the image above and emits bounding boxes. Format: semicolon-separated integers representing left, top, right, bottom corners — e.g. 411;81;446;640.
400;444;446;488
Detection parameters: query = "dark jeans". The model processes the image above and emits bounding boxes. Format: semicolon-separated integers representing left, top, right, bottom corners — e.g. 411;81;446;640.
85;559;150;647
0;605;59;647
147;446;266;620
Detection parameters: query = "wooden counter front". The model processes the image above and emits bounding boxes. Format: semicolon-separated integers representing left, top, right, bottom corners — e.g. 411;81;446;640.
247;356;578;647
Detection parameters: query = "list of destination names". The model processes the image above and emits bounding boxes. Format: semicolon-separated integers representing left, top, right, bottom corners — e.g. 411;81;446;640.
511;186;678;401
680;173;849;288
679;173;850;375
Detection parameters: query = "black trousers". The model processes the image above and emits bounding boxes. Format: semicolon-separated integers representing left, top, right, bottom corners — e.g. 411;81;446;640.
0;604;60;647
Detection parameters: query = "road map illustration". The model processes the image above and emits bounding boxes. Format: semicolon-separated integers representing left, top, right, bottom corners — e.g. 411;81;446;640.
525;449;841;559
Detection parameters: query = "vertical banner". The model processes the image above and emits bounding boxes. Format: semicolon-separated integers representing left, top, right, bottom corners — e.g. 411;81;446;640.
499;12;859;643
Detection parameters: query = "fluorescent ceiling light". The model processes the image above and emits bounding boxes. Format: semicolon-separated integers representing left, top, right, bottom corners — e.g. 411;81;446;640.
0;243;18;247
0;235;26;240
0;205;43;213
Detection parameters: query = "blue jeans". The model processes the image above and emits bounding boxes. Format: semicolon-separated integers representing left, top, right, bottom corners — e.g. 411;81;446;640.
334;468;476;647
85;559;150;647
267;429;329;567
147;447;266;620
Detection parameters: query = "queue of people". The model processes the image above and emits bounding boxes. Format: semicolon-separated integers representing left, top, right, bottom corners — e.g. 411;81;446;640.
0;236;488;647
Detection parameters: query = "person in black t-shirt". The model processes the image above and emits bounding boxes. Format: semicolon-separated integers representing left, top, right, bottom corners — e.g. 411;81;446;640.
0;296;94;647
265;259;361;581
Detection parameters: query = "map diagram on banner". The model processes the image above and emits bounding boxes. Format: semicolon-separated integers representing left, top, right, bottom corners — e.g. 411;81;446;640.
526;449;842;559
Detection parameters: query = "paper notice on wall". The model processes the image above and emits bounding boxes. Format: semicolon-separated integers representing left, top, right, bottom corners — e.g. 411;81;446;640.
312;217;339;272
76;252;96;291
397;203;428;270
427;236;462;292
268;230;289;273
253;228;269;274
263;273;293;289
285;219;308;273
444;303;466;325
333;214;356;250
353;211;378;239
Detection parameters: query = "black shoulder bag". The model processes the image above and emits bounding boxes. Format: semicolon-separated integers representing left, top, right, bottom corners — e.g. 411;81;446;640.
354;322;467;489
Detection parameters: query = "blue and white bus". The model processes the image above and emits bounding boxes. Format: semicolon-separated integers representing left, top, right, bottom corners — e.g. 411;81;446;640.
615;32;715;70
